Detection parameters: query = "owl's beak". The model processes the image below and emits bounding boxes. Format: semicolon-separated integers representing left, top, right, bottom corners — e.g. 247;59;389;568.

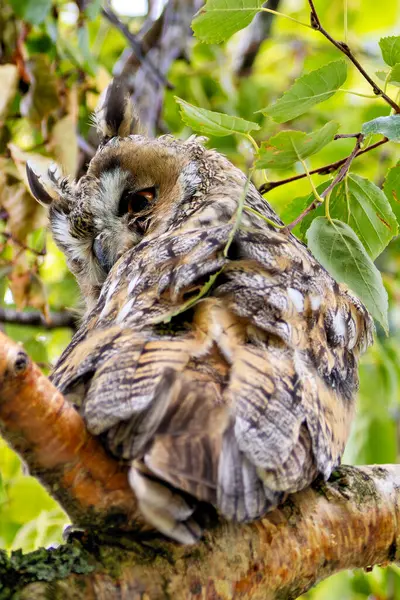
93;233;113;275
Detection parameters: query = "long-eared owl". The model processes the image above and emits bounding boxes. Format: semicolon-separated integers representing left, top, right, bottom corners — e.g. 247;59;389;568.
26;80;373;544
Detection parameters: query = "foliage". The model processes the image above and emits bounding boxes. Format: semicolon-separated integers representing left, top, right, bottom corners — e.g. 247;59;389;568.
1;0;400;597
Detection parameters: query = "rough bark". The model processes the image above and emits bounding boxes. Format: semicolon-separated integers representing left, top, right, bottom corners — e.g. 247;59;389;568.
1;330;400;600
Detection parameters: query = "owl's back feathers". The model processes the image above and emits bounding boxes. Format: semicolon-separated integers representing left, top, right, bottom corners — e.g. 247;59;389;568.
51;203;373;542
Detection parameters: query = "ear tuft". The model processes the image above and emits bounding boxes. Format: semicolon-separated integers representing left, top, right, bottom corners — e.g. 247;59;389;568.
96;79;139;142
26;161;57;207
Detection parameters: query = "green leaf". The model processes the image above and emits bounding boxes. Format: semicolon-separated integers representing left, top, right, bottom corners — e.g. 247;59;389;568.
389;63;400;86
306;217;388;331
256;121;339;169
379;36;400;67
376;64;400;87
9;0;52;25
260;60;347;123
383;162;400;222
327;174;398;259
175;97;260;137
376;63;400;87
192;0;263;44
362;115;400;141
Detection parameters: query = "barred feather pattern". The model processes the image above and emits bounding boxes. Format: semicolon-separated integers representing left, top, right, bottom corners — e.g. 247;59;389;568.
50;169;373;541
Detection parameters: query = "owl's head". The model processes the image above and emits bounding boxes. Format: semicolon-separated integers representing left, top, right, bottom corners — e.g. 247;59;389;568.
26;80;252;311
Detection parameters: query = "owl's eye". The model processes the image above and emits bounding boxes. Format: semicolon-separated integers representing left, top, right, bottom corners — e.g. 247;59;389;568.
118;187;156;217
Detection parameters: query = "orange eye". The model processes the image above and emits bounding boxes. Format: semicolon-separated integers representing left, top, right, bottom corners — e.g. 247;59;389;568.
119;187;156;216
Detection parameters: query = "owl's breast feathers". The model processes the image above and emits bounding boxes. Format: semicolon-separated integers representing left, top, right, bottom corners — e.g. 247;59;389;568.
51;196;373;538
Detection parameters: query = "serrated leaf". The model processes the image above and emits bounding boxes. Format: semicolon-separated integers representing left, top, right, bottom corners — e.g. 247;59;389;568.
383;162;400;222
379;36;400;67
328;174;398;259
256;121;339;169
175;97;260;137
50;116;78;177
192;0;263;44
362;115;400;141
389;63;400;86
260;60;347;123
0;65;18;121
376;66;400;88
307;217;388;331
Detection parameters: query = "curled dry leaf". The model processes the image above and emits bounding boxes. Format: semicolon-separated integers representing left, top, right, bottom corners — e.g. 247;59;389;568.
2;147;50;241
9;261;49;316
0;64;18;121
50;116;79;177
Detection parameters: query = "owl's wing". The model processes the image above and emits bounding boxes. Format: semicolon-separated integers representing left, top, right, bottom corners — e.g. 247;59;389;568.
51;218;373;542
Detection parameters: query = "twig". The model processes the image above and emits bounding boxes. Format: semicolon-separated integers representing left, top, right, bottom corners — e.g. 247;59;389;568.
284;133;364;231
101;4;174;90
259;137;388;194
0;231;46;257
0;307;77;330
307;0;400;113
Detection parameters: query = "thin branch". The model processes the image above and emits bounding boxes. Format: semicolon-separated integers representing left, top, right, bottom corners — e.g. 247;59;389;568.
284;133;364;231
101;4;174;90
307;0;400;113
0;307;77;330
259;137;388;194
0;231;46;257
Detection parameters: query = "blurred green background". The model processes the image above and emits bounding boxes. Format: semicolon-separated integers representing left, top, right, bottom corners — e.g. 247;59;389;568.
1;0;400;597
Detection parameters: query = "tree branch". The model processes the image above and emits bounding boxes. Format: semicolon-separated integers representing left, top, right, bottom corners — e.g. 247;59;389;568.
0;331;142;531
2;330;400;599
101;3;174;91
307;0;400;113
233;0;281;76
0;307;77;329
259;137;388;194
284;133;364;231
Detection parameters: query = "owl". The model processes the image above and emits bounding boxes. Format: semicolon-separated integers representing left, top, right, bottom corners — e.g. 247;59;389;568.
26;80;374;544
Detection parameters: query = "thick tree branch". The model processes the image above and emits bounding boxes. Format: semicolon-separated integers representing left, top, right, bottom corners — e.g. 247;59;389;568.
0;307;77;329
0;331;142;531
233;0;281;76
101;3;173;90
1;331;400;599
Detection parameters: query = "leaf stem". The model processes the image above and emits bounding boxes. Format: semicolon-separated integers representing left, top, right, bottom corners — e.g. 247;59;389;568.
243;205;285;228
259;137;388;194
299;156;323;203
260;7;312;30
338;88;381;99
307;0;400;113
244;133;259;153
